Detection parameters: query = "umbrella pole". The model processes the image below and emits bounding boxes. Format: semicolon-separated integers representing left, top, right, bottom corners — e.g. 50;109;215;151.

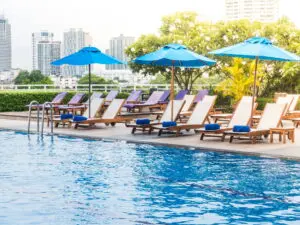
251;57;259;126
171;64;175;121
88;64;91;118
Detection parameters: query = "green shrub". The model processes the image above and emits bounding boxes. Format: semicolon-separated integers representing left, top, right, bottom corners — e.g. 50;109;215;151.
0;91;132;112
0;90;274;113
0;91;77;112
256;97;273;110
103;92;130;99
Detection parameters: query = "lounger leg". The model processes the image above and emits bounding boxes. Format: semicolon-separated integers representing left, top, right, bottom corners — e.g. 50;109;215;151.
175;129;180;137
158;129;163;136
283;132;286;144
74;123;79;129
148;127;153;134
131;127;136;134
279;133;282;142
200;133;205;140
221;133;225;142
229;136;234;143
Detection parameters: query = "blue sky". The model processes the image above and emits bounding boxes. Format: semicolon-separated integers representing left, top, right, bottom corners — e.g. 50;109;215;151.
1;0;300;70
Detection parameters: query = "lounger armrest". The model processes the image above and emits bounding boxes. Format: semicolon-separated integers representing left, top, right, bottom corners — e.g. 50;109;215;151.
68;103;84;106
126;100;141;104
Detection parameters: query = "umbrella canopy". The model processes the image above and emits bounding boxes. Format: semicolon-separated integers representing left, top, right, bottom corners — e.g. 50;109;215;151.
133;43;216;67
209;37;300;61
52;46;124;65
209;36;300;125
133;43;216;120
52;47;124;118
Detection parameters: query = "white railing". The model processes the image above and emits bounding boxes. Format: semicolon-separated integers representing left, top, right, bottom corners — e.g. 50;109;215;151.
0;84;215;92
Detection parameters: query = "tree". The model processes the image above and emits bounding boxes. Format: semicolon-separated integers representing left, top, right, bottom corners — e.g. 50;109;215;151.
78;74;116;85
14;70;53;85
126;12;300;95
126;12;213;91
150;74;169;84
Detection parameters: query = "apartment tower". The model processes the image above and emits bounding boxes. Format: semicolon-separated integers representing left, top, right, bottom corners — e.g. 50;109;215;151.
63;28;92;76
0;15;11;71
225;0;280;22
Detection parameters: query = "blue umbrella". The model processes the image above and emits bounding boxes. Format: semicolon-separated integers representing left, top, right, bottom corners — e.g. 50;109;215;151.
52;47;124;117
209;37;300;124
133;43;216;120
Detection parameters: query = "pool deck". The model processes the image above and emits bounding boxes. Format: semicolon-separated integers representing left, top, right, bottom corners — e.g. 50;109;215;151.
0;113;299;161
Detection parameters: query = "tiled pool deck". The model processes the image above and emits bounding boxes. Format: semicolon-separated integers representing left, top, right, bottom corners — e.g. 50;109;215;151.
0;115;299;160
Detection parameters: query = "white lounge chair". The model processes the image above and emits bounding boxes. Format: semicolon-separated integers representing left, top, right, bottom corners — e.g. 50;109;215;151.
198;98;255;141
51;98;105;128
73;99;130;129
224;103;287;144
151;95;217;136
126;100;186;134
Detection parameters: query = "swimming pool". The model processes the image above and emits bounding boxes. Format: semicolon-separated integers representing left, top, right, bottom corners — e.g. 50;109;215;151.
0;130;299;224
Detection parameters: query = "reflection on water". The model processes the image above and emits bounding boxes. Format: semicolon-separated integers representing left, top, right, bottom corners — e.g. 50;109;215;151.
0;131;299;225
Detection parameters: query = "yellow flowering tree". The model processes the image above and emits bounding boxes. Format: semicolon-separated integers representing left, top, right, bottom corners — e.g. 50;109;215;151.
216;58;263;102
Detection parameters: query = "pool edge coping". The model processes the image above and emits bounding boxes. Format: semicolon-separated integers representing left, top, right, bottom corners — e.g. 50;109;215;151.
2;127;300;162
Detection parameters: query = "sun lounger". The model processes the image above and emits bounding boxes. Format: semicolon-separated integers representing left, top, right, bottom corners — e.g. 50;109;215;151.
55;93;86;115
73;99;130;129
123;90;143;110
194;89;209;104
124;91;165;112
178;90;208;116
210;96;253;123
51;98;105;128
26;92;68;109
158;90;188;105
104;90;119;105
253;95;294;122
84;92;103;104
148;94;195;120
126;100;185;134
56;93;85;107
283;94;300;119
198;98;255;141
59;92;103;115
151;95;217;136
224;103;287;144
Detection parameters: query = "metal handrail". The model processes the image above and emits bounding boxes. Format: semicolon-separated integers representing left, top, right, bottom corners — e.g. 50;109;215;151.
28;101;40;133
41;102;53;135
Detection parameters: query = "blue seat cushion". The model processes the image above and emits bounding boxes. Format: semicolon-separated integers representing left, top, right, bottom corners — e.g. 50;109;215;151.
73;115;88;122
233;125;250;132
162;121;177;127
60;114;73;120
136;118;150;125
205;124;220;131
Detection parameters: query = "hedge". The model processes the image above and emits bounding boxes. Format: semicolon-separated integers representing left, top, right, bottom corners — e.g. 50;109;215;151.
0;90;273;112
0;91;130;112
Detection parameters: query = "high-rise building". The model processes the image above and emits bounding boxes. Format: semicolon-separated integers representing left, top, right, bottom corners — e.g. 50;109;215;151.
63;28;92;76
0;15;11;71
37;41;61;76
225;0;280;23
105;34;135;70
32;31;54;70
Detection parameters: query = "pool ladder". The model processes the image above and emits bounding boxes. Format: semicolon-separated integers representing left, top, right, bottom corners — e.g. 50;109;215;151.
28;101;54;135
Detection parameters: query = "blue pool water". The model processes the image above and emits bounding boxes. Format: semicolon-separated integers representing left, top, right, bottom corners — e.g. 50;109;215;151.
0;131;299;225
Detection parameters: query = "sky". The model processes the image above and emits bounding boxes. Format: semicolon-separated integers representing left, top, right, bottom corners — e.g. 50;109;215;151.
1;0;300;70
